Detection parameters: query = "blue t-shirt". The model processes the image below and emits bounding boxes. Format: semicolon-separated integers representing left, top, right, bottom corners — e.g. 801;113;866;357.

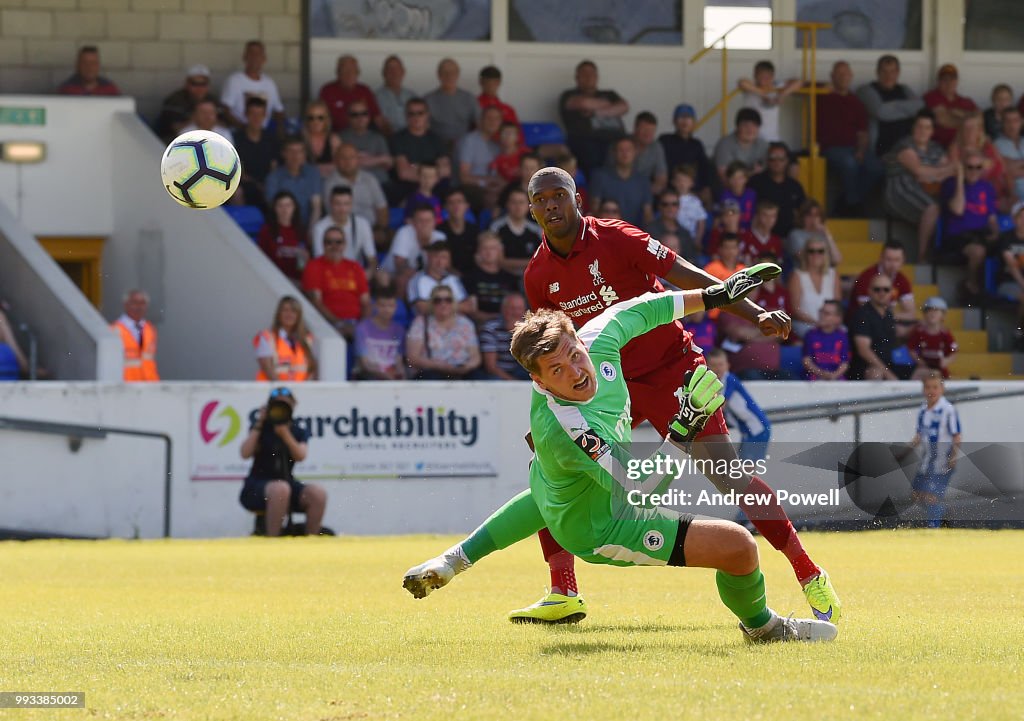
589;167;653;228
683;318;716;351
719;188;757;229
941;177;996;238
802;327;850;377
722;372;770;439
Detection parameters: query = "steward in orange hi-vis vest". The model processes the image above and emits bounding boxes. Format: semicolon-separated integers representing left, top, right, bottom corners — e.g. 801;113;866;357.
253;329;311;381
112;318;159;382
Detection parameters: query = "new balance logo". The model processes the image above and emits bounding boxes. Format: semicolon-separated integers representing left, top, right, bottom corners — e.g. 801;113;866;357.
599;285;619;305
549;282;560;293
646;238;668;260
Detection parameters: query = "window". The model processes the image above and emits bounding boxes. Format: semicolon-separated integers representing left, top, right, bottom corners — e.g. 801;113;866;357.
309;0;492;40
704;0;773;50
508;0;682;45
965;0;1024;51
795;0;922;50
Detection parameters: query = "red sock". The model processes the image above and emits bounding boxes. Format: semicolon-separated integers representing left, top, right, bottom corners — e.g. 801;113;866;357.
739;476;820;585
538;528;578;596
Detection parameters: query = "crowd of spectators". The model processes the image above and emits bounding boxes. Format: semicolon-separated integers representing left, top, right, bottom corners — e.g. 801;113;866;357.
34;41;1024;384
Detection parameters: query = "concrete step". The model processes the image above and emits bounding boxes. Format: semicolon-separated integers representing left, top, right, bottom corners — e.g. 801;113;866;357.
948;352;1014;379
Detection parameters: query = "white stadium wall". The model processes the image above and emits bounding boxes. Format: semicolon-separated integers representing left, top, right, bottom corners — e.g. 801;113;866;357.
0;380;1021;540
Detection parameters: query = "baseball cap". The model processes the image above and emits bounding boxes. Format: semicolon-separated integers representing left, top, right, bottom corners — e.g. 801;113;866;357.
720;199;740;213
923;296;948;311
187;64;211;79
937;63;958;79
673;103;696;120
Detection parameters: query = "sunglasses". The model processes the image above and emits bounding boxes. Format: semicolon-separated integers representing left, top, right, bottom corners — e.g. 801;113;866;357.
432;297;454;304
306;114;327;121
661;201;680;207
966;164;984;170
871;286;893;292
269;387;293;398
768;156;788;162
807;247;826;254
324;238;345;246
407;110;427;117
348;110;368;117
188;78;209;86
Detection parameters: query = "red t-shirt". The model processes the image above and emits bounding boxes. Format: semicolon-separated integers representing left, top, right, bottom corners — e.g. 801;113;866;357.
907;325;958;378
752;282;789;314
490;149;531;183
524;216;687;379
318;81;381;131
923;89;978;147
850;264;914;318
740;229;783;263
257;224;306;281
301;256;368;320
478;94;525;145
815;91;868;150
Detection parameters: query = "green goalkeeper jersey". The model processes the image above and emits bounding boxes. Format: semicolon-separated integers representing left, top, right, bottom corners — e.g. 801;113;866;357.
528;291;688;562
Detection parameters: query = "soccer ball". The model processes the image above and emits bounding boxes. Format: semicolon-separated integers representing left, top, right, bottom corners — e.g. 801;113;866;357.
160;130;241;209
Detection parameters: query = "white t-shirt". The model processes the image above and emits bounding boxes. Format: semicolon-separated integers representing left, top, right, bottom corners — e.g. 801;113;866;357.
742;81;786;142
310;213;376;265
915;397;962;476
381;225;446;274
180;123;234;142
220;71;284;127
407;272;468;305
675;193;707;237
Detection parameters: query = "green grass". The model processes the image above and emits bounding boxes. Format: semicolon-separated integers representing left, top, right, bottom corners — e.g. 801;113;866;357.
0;531;1022;720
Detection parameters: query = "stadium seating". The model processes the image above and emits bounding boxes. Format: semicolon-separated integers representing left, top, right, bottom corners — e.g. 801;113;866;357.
223;205;264;240
522;122;566;147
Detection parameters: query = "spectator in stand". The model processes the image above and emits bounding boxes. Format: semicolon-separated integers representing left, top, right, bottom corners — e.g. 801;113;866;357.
375;55;416;135
463;231;522;326
310;187;376;265
254;296;317;382
491;188;542;275
850;240;918;325
683;309;716;352
923;64;977;149
715;313;787;380
997;201;1024;349
480;293;531;381
388;98;451;204
648;190;698;260
155;64;228;142
786;199;843;265
502;153;543;208
406;285;482;380
0;307;28;381
706;199;742;258
233;97;278;209
659;103;714;204
668;164;707;243
718;161;757;230
940;150;1000;302
439;188;480;275
849;274;900;381
985;84;1014;141
458;106;505;210
596;199;622;220
477;65;523;141
857;54;923;158
403;163;443;223
995;106;1024;203
605;111;668;196
883;109;957;262
181;97;232;141
704;233;745;290
713;108;769;184
407;241;469;316
301;224;370;339
318;54;383;132
490;122;530;185
257;191;309;283
369;269;412;328
353;284;407;381
949;110;1013;212
750;250;790;318
265;137;323;227
58;46;120;96
816;61;882;217
300;100;342;177
339;99;393;186
787;237;839;338
383;203;446;281
907;296;958;380
424;58;479;149
741;201;784;263
554;153;589;211
111;289;159;382
322;142;389;229
749;143;806;237
220;40;285;131
802;300;850;381
559;60;629;175
737;60;802;143
591;137;653;228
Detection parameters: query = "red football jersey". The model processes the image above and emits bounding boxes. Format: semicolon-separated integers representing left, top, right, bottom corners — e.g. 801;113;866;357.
907;326;958;378
524;216;692;378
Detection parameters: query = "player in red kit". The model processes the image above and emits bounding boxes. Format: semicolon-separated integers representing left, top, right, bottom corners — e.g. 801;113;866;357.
507;167;841;625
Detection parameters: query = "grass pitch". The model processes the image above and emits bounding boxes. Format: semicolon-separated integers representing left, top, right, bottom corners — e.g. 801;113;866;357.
0;530;1021;721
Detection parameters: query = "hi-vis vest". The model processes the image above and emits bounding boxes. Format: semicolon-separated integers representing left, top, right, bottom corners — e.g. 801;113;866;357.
112;319;159;382
254;329;311;381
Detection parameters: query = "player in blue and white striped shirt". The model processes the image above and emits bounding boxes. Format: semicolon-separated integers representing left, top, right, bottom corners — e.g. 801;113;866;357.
908;371;962;528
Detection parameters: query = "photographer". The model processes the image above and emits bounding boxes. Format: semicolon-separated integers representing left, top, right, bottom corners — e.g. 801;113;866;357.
239;387;327;536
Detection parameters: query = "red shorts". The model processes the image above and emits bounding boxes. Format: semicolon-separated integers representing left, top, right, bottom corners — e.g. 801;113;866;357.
626;348;729;439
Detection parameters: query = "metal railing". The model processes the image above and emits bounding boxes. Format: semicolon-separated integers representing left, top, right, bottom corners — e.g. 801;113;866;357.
0;416;173;537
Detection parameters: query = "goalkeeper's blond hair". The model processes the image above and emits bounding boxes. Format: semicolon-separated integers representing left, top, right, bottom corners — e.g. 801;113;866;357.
510;309;576;374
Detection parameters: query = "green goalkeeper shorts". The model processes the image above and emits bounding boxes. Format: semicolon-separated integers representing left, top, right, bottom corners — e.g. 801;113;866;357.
564;506;695;568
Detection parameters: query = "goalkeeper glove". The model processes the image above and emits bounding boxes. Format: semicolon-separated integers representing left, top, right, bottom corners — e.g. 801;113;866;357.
702;262;782;311
668;365;726;445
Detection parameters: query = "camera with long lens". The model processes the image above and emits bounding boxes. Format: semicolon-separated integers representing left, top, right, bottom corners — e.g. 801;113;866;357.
266;388;294;425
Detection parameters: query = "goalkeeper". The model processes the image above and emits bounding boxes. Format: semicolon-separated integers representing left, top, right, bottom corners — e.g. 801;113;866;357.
404;266;838;643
